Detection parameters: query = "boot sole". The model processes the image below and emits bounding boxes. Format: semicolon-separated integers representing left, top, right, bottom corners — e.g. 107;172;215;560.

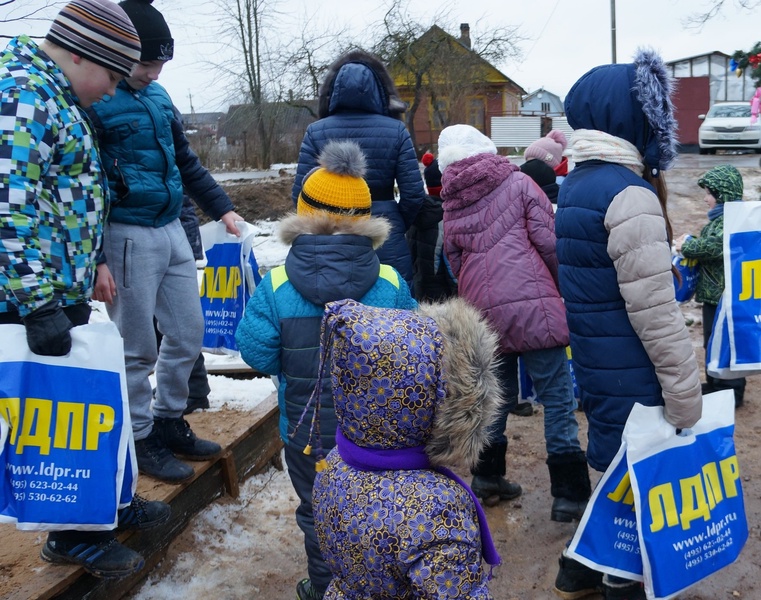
40;546;145;579
480;494;501;507
551;510;579;523
173;450;221;462
137;464;195;483
552;585;601;600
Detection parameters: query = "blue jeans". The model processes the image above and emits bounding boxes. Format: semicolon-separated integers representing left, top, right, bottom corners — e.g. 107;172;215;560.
487;347;582;457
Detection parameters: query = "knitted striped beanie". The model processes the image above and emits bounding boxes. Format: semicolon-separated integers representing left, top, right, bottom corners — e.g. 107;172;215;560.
297;141;372;219
46;0;141;78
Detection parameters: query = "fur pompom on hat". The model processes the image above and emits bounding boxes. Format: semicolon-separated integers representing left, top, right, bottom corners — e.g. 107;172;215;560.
421;152;435;167
437;124;497;172
297;141;372;219
523;130;567;169
46;0;141;78
118;0;174;61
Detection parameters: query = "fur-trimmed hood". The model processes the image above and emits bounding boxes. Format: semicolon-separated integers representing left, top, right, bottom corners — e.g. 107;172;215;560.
418;298;502;469
564;48;677;176
318;49;406;120
278;212;390;249
322;298;501;470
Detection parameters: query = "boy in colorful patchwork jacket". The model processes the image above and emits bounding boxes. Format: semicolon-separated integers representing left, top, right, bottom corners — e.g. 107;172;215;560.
675;165;746;407
236;140;416;600
311;298;503;599
0;0;170;579
88;0;243;484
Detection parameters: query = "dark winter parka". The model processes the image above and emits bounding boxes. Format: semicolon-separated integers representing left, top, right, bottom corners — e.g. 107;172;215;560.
556;52;701;471
291;51;425;287
406;194;457;302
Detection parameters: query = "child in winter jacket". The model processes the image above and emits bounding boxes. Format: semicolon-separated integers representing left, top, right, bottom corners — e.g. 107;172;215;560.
553;48;703;600
406;152;458;301
437;124;590;522
0;0;170;579
89;0;242;485
676;165;746;407
236;140;416;600
312;298;503;599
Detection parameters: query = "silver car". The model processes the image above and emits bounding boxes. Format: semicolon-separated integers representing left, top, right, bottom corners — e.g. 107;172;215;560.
698;101;761;154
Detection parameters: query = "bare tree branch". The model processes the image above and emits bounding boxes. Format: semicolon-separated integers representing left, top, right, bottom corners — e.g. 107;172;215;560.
683;0;761;29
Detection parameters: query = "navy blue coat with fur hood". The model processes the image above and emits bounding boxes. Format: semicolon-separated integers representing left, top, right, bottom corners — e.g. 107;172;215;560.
555;51;701;471
291;51;425;288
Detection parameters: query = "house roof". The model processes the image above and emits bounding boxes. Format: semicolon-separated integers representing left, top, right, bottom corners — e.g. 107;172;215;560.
392;24;526;95
666;50;732;65
522;87;562;101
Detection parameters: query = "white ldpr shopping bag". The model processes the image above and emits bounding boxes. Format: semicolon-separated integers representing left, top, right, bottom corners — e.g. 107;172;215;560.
0;321;135;530
722;200;761;373
625;391;747;600
199;220;261;355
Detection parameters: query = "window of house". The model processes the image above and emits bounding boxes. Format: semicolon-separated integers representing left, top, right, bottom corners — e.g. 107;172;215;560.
541;102;551;113
434;100;448;128
469;98;484;129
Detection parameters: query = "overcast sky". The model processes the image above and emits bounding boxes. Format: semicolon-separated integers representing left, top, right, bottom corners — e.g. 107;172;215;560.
6;0;761;114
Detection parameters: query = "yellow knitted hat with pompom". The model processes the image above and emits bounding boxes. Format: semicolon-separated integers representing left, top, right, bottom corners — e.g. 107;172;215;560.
297;141;372;219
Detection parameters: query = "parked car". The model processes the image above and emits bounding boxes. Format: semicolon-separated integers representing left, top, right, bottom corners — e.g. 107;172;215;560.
698;101;761;154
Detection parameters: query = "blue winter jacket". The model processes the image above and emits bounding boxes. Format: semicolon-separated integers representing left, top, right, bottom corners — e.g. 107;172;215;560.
556;61;701;470
291;62;425;287
556;163;665;470
89;82;233;228
235;214;416;453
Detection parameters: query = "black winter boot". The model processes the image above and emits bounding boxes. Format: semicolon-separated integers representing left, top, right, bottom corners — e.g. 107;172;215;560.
553;553;603;599
547;452;592;523
183;396;210;415
117;494;172;531
471;442;522;506
153;416;221;460
135;427;194;483
41;531;144;579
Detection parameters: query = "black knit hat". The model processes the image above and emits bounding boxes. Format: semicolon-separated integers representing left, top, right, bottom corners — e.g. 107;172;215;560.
118;0;173;61
520;158;556;188
423;158;442;197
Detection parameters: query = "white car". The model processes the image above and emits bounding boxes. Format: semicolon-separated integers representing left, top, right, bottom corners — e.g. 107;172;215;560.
698;101;761;154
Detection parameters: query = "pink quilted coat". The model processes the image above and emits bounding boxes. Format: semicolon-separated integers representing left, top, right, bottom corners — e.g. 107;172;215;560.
441;152;569;353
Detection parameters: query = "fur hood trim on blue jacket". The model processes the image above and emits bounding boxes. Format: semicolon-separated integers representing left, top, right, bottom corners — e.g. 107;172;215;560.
564;48;677;177
278;212;390;250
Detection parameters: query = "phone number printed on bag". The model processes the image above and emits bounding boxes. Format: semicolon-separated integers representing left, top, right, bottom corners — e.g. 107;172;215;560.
25;492;78;503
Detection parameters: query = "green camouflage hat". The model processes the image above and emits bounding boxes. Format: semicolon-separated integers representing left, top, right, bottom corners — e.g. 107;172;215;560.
697;164;743;203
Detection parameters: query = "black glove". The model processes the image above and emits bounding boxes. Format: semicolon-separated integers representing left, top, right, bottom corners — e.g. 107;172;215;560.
22;300;73;356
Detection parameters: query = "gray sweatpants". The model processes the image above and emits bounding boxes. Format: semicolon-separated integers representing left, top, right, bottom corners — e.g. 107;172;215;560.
103;219;204;440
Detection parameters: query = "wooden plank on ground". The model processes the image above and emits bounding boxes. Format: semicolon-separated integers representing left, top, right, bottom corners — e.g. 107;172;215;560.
0;393;282;600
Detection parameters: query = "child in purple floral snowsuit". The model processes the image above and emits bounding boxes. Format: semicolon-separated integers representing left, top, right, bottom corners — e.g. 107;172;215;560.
311;298;504;599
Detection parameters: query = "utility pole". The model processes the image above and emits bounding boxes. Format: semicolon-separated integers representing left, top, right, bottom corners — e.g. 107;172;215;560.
610;0;617;63
188;90;195;114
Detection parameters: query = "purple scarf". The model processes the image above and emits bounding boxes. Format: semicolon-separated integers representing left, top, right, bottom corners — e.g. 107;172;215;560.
334;427;501;569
